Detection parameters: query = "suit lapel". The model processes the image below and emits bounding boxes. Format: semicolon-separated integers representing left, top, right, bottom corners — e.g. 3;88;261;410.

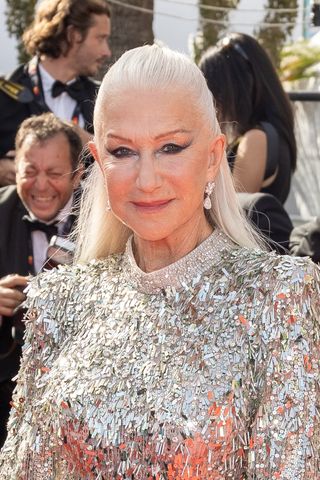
9;200;31;276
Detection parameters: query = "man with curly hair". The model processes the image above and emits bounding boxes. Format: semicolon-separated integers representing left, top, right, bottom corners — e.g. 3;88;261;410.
0;0;111;186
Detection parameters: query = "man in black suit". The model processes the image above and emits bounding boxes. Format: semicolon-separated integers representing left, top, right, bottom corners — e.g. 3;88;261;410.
0;0;111;186
0;113;83;446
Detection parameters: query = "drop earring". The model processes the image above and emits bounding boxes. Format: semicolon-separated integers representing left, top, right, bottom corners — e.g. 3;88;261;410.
106;199;111;212
203;181;215;210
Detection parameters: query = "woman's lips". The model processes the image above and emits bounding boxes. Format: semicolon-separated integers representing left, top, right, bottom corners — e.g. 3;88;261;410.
132;199;172;212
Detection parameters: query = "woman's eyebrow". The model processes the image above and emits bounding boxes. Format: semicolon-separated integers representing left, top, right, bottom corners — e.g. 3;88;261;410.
106;129;192;143
106;133;131;142
154;129;192;140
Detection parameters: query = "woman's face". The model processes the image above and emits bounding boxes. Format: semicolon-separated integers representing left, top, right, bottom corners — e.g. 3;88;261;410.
93;88;224;243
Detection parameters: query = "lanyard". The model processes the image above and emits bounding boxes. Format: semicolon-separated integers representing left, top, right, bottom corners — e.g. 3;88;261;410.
26;233;35;276
27;57;81;126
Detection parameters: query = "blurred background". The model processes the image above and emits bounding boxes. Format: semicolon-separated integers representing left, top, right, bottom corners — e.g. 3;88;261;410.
1;0;320;70
1;0;320;223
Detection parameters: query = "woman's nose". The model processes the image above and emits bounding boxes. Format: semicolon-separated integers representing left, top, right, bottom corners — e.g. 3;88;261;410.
135;154;161;192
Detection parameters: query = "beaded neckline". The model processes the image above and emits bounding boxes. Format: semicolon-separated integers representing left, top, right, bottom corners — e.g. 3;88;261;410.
124;229;235;294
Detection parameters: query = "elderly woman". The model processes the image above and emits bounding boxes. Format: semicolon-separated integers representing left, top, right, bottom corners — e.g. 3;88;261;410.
0;45;319;479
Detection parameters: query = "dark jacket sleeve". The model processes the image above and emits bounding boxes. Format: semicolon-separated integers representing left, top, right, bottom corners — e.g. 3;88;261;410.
237;192;293;254
0;65;44;157
0;186;30;381
290;217;320;264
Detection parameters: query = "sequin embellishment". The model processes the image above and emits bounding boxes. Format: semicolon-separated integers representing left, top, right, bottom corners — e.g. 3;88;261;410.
0;231;319;479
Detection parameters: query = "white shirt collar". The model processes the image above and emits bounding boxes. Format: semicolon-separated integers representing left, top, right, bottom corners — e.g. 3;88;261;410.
38;63;55;95
38;63;77;94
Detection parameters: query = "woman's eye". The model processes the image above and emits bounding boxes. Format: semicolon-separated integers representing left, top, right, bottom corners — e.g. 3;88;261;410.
161;143;185;154
108;147;136;158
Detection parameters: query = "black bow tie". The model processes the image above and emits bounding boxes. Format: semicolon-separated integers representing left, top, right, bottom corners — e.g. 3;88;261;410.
51;79;84;101
23;215;59;241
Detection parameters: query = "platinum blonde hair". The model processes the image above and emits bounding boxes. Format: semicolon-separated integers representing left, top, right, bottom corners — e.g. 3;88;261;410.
74;44;263;263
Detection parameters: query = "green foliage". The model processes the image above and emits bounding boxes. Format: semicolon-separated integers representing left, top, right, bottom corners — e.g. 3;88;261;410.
5;0;37;64
279;39;320;81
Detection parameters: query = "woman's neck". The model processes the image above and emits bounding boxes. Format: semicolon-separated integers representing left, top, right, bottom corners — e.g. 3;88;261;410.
133;220;213;273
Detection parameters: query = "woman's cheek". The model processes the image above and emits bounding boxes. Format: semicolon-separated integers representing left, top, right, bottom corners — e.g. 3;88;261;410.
106;166;134;202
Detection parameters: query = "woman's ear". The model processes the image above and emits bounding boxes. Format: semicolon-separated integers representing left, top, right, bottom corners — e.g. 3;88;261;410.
88;141;98;162
88;141;106;179
207;134;225;180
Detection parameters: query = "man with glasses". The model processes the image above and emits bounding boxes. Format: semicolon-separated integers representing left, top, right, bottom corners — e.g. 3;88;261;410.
0;113;83;446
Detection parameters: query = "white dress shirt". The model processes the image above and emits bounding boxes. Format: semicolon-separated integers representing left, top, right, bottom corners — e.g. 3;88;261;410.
38;64;85;128
29;195;74;273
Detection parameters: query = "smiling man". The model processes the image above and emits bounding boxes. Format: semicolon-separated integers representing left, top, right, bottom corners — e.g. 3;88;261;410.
0;0;111;186
0;113;83;446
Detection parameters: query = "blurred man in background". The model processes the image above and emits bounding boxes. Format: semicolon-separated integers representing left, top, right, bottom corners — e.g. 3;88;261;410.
0;0;111;186
0;112;83;446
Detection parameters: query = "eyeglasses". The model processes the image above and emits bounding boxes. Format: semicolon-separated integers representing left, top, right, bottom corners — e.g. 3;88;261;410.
219;36;250;63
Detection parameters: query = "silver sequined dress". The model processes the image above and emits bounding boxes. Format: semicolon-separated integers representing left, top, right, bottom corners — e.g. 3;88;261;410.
0;230;320;479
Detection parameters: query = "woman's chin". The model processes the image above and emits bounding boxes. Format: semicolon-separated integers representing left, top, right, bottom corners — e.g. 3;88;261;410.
132;229;171;243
